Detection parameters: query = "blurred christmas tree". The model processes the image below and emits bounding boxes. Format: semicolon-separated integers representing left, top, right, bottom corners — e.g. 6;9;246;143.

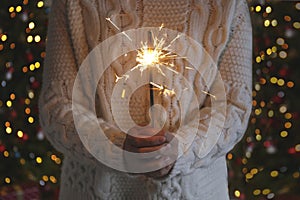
228;1;300;199
0;0;299;200
0;0;61;199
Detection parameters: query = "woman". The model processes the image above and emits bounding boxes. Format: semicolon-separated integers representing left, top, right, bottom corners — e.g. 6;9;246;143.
39;0;252;199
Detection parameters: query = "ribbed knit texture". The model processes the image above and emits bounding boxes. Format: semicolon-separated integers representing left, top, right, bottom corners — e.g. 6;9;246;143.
39;0;252;199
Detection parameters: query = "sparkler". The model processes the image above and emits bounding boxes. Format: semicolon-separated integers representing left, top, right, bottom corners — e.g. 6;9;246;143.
107;18;181;77
131;30;182;76
106;18;217;104
147;31;155;115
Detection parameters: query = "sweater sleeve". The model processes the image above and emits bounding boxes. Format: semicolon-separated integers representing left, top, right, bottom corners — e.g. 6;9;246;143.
38;0;125;161
169;0;252;176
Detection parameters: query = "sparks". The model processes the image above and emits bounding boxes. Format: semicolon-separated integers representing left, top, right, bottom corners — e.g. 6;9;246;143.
105;18;120;31
131;34;182;76
107;20;187;100
164;34;182;50
115;74;129;83
105;17;132;41
201;90;217;100
150;82;176;97
105;19;183;76
121;89;126;99
183;87;216;100
185;66;194;70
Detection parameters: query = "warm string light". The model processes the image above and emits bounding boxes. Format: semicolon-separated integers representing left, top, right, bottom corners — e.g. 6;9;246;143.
37;1;44;8
229;2;300;199
0;1;63;189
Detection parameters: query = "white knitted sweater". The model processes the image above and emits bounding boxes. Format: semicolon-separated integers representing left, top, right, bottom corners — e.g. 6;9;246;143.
39;0;252;199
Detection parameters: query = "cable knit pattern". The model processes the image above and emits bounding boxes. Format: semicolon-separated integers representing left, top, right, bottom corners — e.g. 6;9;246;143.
143;0;189;32
167;0;252;176
39;0;252;199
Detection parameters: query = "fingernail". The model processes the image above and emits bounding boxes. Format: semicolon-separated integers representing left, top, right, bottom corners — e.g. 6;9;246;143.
159;137;166;143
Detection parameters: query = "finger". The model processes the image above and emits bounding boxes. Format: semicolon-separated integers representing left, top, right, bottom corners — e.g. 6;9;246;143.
164;132;175;143
126;134;166;147
145;131;174;143
134;136;167;147
125;137;178;159
134;127;166;137
139;143;177;159
137;143;166;153
124;137;168;154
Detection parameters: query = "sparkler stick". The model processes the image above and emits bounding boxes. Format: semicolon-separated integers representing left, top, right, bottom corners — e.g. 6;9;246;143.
148;31;156;127
148;31;155;108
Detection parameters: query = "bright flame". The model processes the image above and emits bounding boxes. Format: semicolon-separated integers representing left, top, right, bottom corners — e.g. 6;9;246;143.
105;18;181;76
132;34;180;76
105;18;216;99
137;46;161;66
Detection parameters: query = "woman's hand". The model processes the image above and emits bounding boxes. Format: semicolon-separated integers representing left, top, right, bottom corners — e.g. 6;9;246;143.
123;126;177;178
